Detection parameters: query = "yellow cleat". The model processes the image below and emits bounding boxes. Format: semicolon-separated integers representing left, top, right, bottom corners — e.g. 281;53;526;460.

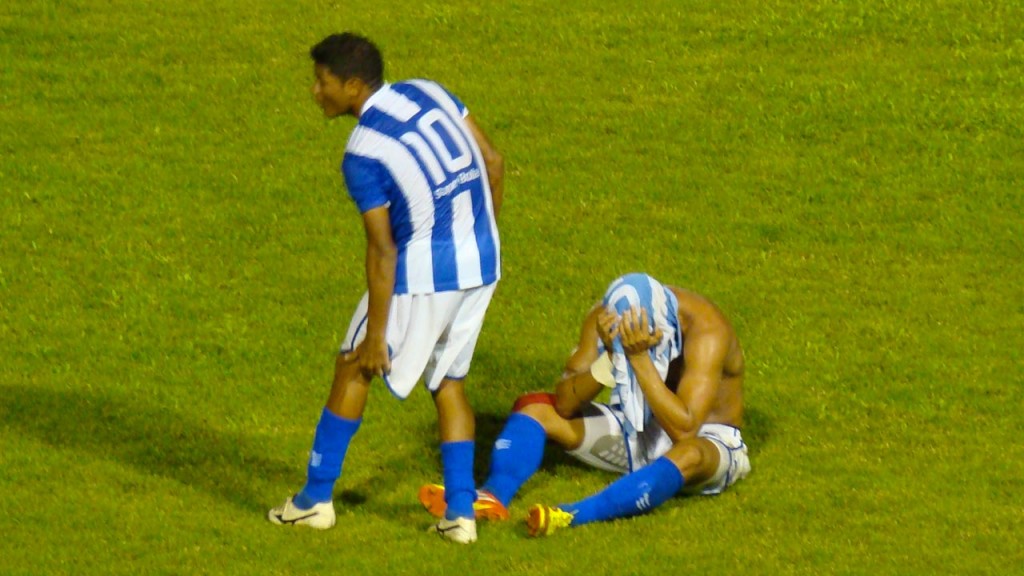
418;483;510;521
526;504;574;537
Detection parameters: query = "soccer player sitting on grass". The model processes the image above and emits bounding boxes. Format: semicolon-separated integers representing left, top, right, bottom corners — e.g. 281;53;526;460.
419;273;750;535
269;32;504;545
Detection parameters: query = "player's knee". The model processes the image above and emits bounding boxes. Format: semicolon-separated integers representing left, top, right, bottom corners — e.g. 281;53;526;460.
667;439;719;483
552;396;581;420
333;351;368;385
667;441;704;472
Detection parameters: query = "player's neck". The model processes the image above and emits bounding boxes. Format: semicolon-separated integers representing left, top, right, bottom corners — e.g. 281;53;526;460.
352;84;383;119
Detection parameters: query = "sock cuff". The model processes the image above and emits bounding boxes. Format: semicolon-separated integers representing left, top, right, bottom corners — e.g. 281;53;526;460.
505;412;546;436
440;439;475;453
651;456;685;492
321;407;361;432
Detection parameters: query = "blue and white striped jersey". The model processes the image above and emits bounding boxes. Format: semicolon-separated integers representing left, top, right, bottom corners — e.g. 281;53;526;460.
342;80;501;295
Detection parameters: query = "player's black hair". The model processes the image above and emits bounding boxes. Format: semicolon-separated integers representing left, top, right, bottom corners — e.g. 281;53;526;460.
310;32;384;89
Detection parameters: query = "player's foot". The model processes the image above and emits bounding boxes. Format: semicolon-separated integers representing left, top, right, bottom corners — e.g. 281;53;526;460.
429;516;478;544
267;496;336;530
525;504;574;537
418;483;510;521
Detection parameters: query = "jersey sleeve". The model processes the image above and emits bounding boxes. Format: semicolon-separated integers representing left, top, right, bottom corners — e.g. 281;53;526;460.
436;81;468;117
450;90;468;118
342;153;392;213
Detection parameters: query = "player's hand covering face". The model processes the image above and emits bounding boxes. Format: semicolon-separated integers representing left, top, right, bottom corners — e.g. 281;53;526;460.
617;307;663;357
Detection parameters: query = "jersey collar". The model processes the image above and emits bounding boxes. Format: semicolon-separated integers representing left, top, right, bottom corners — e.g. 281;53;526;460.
360;83;392;115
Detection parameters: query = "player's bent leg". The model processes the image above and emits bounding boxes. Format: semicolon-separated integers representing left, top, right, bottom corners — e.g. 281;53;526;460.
302;353;369;505
514;394;586;451
418;391;583;520
325;352;372;419
537;457;684;534
268;353;368;529
663;437;721;488
479;392;579;508
668;426;749;495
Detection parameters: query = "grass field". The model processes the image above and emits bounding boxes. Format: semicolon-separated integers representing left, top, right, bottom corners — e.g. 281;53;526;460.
2;0;1022;574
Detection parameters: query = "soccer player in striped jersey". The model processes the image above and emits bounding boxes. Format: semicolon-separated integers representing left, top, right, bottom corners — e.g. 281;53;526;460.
269;33;503;544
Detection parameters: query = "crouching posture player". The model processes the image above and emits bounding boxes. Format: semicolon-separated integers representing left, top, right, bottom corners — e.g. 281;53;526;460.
419;273;749;535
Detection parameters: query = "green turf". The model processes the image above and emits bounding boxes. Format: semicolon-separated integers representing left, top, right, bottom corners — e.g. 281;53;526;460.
2;0;1022;574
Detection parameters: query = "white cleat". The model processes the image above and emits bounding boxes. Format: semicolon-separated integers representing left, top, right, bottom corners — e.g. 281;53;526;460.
430;516;477;544
268;496;336;530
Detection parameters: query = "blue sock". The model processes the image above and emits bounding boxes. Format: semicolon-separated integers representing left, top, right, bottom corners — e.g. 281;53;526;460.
294;408;361;509
441;441;476;520
563;457;684;525
482;413;546;507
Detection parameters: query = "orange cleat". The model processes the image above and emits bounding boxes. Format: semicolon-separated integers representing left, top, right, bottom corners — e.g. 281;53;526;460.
418;483;510;521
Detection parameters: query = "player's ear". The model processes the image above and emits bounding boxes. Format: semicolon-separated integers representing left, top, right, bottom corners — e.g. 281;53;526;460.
343;77;364;96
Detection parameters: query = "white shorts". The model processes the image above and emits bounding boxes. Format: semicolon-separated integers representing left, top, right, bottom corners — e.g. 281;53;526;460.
566;402;750;495
339;283;496;399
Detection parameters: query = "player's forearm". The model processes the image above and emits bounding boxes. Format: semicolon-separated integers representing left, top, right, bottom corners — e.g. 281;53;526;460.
364;243;397;340
486;152;504;219
466;114;504;220
628;354;698;441
554;369;601;418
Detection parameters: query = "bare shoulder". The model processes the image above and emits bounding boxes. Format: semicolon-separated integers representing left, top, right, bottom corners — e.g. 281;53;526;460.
668;286;744;374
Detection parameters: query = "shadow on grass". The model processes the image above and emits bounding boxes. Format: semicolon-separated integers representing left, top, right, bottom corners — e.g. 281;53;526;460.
0;383;294;514
743;406;772;457
320;403;770;519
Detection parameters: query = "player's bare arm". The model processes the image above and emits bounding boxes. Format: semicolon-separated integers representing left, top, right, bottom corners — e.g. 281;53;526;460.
595;308;620;352
464;114;504;219
618;307;724;443
552;304;605;418
358;206;397;377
